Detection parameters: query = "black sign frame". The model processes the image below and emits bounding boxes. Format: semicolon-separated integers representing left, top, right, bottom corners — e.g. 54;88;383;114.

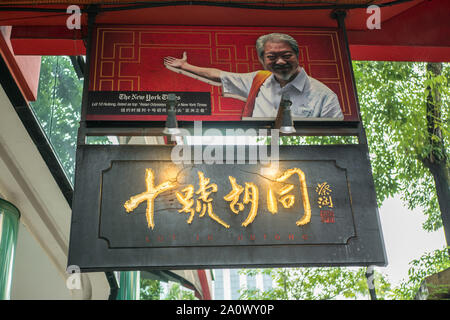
68;144;387;272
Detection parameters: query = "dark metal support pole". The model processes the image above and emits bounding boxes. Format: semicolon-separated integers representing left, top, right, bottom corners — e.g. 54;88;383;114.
71;4;120;301
333;10;380;300
76;5;120;300
77;5;97;146
365;266;378;300
331;9;368;145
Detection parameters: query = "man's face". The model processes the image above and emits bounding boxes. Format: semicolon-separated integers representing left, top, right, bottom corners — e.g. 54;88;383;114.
261;40;300;82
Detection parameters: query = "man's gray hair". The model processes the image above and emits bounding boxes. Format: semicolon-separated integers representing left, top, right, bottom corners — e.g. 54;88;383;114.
255;33;299;59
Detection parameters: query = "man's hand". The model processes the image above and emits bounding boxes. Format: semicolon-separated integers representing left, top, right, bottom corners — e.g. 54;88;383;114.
163;51;222;83
164;51;187;69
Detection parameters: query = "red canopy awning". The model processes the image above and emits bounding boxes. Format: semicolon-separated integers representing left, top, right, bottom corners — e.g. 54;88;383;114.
1;0;449;101
0;0;386;4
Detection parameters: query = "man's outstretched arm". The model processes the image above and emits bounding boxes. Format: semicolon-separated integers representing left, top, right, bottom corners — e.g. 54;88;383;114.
164;52;222;83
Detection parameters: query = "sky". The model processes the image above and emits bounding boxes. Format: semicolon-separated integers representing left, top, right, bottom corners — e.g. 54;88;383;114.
374;196;447;286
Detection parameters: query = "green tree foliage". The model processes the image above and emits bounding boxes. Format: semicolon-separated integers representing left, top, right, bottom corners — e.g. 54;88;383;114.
390;247;450;300
30;56;110;184
352;61;449;231
140;278;196;300
164;282;196;300
30;56;83;183
140;279;162;300
239;268;391;300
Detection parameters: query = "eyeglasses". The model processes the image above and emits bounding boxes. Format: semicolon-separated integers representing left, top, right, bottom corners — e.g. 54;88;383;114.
263;51;296;62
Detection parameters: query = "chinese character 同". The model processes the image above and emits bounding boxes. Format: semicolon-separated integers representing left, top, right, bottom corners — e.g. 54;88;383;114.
268;168;312;226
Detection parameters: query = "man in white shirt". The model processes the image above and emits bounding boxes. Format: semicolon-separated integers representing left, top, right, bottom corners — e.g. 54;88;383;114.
164;33;344;119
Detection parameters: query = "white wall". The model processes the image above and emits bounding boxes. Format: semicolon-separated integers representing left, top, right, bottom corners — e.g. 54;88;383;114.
11;222;72;299
0;83;110;300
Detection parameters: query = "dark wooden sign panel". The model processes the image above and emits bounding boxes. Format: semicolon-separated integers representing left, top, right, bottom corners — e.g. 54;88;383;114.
68;145;386;271
99;160;355;248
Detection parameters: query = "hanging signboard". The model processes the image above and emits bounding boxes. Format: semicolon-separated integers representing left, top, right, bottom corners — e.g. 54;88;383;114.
68;144;386;271
86;25;359;123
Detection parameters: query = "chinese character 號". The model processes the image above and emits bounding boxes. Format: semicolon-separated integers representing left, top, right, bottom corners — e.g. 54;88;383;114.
176;171;230;229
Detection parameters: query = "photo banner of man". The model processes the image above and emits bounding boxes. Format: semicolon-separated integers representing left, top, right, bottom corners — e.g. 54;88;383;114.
87;26;359;122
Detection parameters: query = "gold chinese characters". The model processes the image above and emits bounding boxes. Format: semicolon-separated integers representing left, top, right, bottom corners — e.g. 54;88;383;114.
123;168;176;230
316;182;335;224
223;177;259;227
316;182;333;209
176;171;230;229
272;168;311;226
124;168;321;230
